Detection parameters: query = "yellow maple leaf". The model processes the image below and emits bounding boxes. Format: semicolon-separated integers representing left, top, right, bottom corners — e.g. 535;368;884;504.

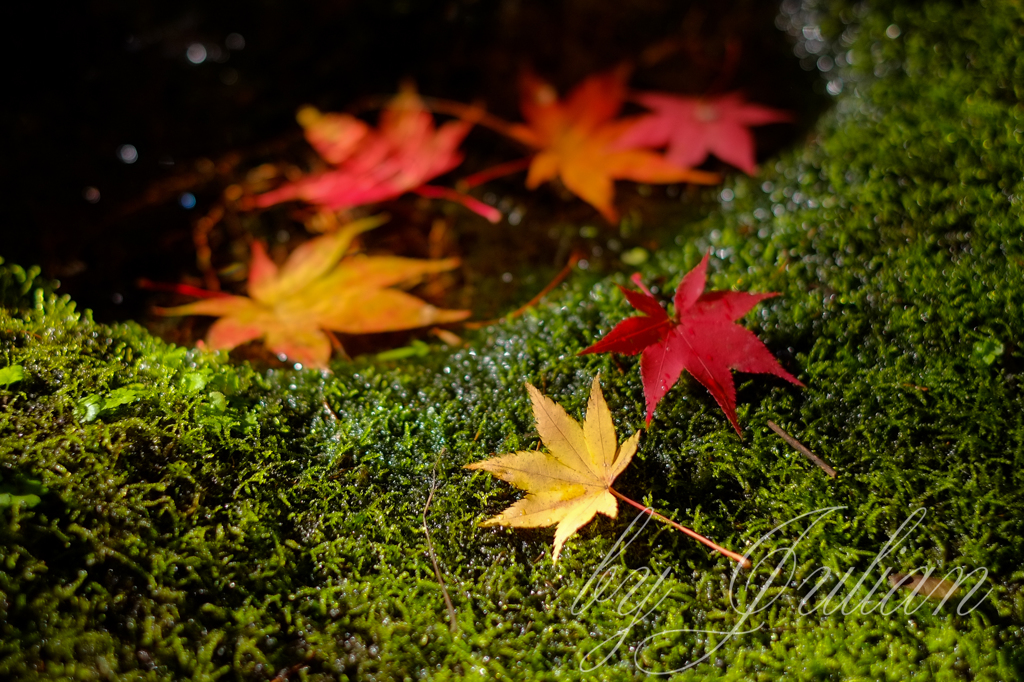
466;375;640;564
467;376;751;566
157;215;469;367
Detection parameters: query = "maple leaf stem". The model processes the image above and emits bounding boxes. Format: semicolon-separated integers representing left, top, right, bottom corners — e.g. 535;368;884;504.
325;330;350;361
418;97;522;139
458;157;534;190
412;185;502;223
353;93;521;140
137;278;232;300
464;250;582;329
192;204;226;291
705;38;743;95
609;488;751;569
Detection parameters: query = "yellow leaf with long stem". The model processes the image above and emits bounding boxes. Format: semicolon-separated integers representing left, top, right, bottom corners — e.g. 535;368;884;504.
466;376;749;566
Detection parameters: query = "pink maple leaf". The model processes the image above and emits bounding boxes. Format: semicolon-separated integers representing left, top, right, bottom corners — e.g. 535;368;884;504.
615;92;791;175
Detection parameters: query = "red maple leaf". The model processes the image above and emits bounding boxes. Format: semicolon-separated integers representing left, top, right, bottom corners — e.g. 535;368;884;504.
615;92;791;175
579;253;803;433
251;87;499;221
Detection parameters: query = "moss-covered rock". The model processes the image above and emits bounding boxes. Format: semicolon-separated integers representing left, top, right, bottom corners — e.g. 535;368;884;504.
3;0;1024;679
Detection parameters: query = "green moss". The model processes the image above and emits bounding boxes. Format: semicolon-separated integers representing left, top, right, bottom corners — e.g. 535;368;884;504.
4;0;1024;678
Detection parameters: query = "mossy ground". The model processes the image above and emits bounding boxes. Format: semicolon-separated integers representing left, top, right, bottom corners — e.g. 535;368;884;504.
3;0;1024;679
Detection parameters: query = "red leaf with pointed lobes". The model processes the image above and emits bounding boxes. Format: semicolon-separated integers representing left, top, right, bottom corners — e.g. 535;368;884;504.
251;86;499;222
580;252;803;434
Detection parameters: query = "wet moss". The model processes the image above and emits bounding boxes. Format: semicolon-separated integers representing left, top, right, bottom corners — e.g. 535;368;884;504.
3;0;1024;679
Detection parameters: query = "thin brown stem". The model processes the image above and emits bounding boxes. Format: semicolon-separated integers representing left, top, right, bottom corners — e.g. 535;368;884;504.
348;94;521;140
321;399;339;422
767;421;837;478
705;37;743;95
423;453;459;633
419;97;522;139
610;488;751;569
464;251;582;329
192;204;226;291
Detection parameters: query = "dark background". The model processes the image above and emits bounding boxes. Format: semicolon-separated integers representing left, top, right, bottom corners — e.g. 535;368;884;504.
2;0;824;327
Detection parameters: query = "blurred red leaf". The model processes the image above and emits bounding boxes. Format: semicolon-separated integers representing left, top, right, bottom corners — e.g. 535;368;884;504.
252;87;499;221
615;92;792;175
580;253;803;433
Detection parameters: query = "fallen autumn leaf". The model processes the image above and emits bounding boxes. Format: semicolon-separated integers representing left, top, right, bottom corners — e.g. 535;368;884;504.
251;86;499;222
502;67;720;223
615;91;792;175
580;252;803;433
466;376;749;566
157;215;469;367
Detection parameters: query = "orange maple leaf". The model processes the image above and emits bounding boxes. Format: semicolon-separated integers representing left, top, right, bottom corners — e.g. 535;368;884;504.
157;216;469;367
251;88;499;222
504;67;720;223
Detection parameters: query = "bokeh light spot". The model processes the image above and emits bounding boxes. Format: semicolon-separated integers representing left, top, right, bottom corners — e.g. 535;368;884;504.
179;192;197;209
118;144;138;164
621;247;649;266
186;43;207;64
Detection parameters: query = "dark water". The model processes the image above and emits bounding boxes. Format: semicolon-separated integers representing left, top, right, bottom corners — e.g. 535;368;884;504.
3;0;825;339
